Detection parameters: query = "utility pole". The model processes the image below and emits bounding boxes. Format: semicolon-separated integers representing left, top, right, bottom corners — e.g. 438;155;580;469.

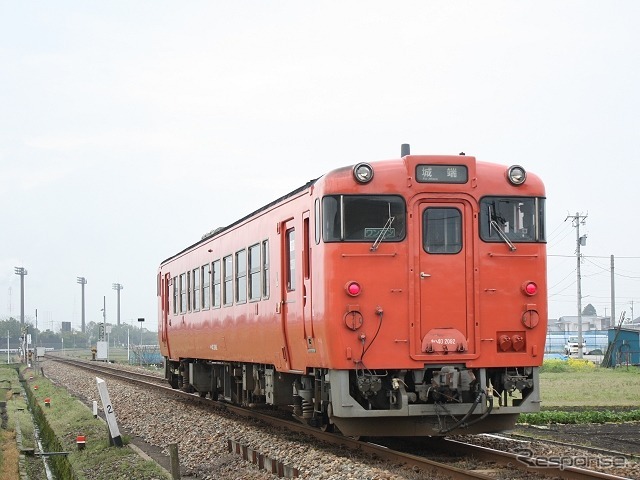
102;296;106;339
566;212;587;358
14;267;27;326
34;309;37;374
77;277;87;333
138;317;144;366
112;283;123;326
610;255;615;330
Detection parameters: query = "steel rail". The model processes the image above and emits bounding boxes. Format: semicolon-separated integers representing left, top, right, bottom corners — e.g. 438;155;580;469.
45;355;633;480
486;432;640;462
444;439;634;480
45;354;165;385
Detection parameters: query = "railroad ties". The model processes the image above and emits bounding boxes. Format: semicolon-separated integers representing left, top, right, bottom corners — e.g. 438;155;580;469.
227;439;299;478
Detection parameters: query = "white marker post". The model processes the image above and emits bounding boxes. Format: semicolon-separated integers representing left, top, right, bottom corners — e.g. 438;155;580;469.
95;377;123;447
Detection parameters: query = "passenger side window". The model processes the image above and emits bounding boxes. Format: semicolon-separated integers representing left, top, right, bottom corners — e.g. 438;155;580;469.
262;240;270;298
192;268;200;311
286;228;295;291
248;244;261;301
235;249;247;304
201;264;210;309
212;260;221;308
223;255;233;306
172;276;178;315
179;273;187;313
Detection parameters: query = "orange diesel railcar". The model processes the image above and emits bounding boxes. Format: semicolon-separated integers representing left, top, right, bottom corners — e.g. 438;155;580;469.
158;145;547;436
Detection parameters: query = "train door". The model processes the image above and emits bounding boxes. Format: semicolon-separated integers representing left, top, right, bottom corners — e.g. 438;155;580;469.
302;212;314;345
279;218;297;370
160;272;172;358
414;200;475;356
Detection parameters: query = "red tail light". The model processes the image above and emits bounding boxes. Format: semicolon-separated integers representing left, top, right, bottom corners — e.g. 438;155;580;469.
345;281;362;296
523;281;538;296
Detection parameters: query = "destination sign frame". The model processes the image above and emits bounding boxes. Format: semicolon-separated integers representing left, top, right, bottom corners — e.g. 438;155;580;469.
415;165;468;184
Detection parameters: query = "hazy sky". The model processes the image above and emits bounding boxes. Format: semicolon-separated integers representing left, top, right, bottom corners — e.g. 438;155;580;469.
2;2;639;332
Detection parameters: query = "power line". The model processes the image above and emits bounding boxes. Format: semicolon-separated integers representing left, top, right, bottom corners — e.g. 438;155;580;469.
546;220;574;243
578;257;640;279
550;254;640;259
549;269;576;290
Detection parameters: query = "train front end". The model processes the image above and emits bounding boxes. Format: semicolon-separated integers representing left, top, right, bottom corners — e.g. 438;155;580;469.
315;149;547;436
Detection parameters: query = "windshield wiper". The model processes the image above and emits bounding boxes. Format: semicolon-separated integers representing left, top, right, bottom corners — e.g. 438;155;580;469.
371;204;395;251
490;219;516;251
371;216;394;251
488;204;516;252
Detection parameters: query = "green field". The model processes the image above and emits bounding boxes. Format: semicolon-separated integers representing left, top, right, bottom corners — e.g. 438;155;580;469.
539;359;640;407
517;360;640;425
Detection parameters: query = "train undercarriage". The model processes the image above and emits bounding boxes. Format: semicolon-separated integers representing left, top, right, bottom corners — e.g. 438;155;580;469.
165;358;540;436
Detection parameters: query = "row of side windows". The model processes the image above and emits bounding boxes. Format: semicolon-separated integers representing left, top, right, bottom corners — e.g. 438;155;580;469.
172;240;270;315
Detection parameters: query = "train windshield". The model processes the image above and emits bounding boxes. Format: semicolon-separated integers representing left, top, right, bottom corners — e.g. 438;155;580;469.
322;195;406;242
479;197;546;243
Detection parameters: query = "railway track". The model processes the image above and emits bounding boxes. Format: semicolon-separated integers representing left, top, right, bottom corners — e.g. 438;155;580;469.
45;354;635;480
478;432;640;463
46;355;166;386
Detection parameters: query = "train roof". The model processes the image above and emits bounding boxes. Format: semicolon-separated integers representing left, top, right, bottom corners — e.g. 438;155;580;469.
160;177;319;266
160;152;544;266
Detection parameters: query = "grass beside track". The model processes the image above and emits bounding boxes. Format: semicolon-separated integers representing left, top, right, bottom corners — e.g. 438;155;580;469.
0;367;21;480
3;356;639;478
0;363;170;480
519;360;640;425
540;359;640;407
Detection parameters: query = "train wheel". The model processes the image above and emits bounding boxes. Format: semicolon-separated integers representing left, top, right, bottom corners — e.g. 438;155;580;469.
314;409;334;432
320;422;334;433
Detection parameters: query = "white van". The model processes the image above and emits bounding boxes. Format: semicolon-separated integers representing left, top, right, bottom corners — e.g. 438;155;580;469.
564;336;587;355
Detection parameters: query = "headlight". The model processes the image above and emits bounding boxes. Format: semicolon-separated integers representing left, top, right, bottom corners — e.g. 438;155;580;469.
353;163;374;184
507;165;527;185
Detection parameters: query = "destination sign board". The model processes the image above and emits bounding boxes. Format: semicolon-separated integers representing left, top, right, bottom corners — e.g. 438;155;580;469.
415;165;468;183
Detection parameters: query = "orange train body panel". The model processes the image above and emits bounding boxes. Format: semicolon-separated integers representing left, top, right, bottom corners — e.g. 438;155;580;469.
158;149;547;436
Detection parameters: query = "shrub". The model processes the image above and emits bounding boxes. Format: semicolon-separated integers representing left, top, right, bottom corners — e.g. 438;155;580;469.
540;358;596;373
540;359;569;373
519;409;640;425
566;357;596;371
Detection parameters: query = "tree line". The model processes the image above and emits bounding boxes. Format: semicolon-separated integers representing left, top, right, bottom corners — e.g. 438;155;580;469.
0;316;158;350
